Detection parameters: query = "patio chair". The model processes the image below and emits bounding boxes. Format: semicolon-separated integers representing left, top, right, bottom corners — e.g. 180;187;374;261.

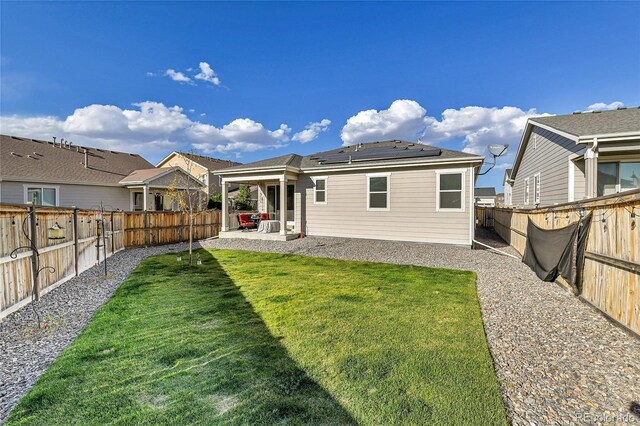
238;214;257;230
260;212;270;220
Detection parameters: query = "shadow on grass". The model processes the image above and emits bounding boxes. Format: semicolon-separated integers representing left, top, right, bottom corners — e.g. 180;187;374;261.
8;247;355;425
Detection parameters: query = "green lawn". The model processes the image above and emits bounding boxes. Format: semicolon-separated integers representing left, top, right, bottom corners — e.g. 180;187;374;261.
8;249;507;425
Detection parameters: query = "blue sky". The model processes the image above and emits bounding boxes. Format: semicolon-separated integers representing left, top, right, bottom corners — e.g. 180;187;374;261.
2;1;639;190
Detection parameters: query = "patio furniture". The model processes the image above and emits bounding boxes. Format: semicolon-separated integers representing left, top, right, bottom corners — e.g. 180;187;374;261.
260;212;271;220
258;220;280;234
238;214;257;230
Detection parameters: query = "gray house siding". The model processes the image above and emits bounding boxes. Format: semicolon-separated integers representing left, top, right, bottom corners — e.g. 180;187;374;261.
300;164;473;245
0;181;131;210
512;126;584;208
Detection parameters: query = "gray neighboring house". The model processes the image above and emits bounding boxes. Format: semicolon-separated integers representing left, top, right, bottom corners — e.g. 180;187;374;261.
503;168;513;206
0;135;202;211
215;140;484;245
507;107;640;208
474;187;497;207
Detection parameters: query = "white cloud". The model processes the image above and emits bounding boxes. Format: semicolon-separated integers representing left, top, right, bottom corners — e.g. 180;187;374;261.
341;100;549;156
292;119;331;143
586;101;624;111
1;101;294;156
165;69;191;83
194;62;221;86
341;100;426;146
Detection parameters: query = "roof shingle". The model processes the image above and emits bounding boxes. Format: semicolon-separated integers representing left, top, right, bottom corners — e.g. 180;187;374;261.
530;107;640;137
1;135;154;185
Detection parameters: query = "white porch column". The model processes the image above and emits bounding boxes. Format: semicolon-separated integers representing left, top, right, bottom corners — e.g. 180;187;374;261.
279;176;287;236
584;139;598;198
221;181;229;232
143;184;149;211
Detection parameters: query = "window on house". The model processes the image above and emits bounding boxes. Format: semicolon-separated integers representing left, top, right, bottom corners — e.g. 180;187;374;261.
368;174;389;210
598;162;640;196
314;178;327;203
524;177;530;205
154;193;164;211
534;174;541;205
26;187;57;206
133;192;144;211
437;172;464;211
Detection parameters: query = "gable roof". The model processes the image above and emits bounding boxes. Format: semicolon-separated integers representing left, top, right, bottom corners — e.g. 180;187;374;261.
119;166;205;187
511;108;640;179
474;187;496;197
216;153;304;173
119;167;174;184
156;151;241;171
1;134;154;186
530;108;640;137
216;140;483;175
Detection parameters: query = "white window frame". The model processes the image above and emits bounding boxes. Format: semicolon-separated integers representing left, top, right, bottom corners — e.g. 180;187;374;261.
312;176;328;205
366;172;390;211
534;173;541;205
131;190;144;211
435;169;466;212
23;184;59;206
598;160;640;195
524;177;530;205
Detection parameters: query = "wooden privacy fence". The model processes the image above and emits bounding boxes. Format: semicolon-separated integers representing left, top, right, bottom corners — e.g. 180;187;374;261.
124;210;221;247
490;190;640;335
1;205;221;319
475;206;494;228
1;205;125;319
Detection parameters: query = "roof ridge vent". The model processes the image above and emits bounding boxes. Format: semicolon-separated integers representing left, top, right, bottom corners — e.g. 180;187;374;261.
592;110;602;113
617;106;627;110
572;111;582;114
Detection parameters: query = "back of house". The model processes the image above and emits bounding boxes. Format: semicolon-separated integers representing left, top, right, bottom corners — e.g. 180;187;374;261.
216;140;484;246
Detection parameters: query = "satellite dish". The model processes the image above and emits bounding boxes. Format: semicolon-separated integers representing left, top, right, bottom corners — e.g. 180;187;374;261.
477;144;509;176
488;144;508;157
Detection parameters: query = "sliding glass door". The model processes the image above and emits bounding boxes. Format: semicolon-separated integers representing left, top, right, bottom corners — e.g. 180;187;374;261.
266;184;294;222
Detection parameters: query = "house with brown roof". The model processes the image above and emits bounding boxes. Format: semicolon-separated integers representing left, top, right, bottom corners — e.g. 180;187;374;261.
156;151;240;202
507;107;640;208
215;140;484;245
0;135;203;211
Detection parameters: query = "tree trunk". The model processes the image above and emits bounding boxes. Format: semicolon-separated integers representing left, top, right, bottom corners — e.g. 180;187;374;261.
189;214;194;265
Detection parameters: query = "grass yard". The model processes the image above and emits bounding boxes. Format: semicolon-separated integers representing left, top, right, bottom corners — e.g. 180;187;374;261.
7;249;507;425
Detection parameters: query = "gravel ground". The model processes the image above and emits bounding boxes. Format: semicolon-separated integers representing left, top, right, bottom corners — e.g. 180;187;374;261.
2;232;639;425
0;242;191;424
199;231;640;425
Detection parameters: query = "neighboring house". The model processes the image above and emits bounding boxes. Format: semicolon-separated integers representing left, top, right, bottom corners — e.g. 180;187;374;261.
495;192;505;206
509;107;640;208
474;187;496;207
119;167;205;211
503;168;513;206
156;152;240;200
0;134;202;211
215;140;484;245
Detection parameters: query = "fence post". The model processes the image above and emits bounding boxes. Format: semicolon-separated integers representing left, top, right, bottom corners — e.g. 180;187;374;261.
73;208;79;276
111;211;115;254
28;206;40;300
144;211;149;247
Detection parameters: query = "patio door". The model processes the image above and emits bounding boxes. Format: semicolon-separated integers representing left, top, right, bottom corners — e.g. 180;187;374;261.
266;184;295;225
